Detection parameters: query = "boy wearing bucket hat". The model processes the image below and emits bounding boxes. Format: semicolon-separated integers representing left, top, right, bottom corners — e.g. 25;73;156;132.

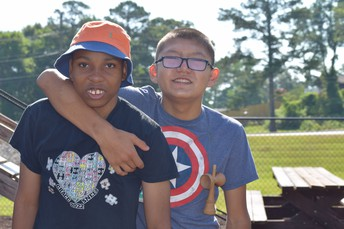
10;21;178;229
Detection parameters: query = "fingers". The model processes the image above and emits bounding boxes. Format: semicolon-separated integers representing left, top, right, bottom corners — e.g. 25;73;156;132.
111;155;140;176
131;134;150;152
113;165;128;176
99;130;150;176
132;156;144;169
130;135;149;169
113;161;138;176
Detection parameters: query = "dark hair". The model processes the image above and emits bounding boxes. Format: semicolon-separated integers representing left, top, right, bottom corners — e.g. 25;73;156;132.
155;28;215;64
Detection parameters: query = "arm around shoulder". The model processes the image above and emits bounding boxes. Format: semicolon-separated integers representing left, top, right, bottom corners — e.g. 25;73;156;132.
37;68;68;93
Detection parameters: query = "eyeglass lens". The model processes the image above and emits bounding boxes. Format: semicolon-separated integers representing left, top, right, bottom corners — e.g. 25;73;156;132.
162;57;209;71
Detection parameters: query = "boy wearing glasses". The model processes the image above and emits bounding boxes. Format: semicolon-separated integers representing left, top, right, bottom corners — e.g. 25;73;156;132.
37;28;258;228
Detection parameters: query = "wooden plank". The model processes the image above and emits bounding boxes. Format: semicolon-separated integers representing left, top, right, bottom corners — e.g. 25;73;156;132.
0;171;18;201
272;167;294;189
0;161;20;181
284;167;309;189
251;190;268;222
0;155;6;164
307;167;339;188
0;113;19;202
0;156;19;201
0;113;17;130
246;190;267;222
0;123;14;143
315;167;344;188
246;191;253;220
294;167;324;188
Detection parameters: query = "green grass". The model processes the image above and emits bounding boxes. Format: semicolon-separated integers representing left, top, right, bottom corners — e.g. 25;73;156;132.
0;197;13;216
2;133;344;216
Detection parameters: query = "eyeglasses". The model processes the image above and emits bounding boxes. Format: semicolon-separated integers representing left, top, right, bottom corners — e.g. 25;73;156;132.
155;56;214;71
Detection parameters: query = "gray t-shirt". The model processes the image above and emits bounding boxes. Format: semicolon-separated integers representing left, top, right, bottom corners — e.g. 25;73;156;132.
119;86;258;229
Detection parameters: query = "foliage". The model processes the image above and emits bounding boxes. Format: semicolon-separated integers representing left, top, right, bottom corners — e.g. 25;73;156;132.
0;1;192;119
340;88;344;99
0;0;344;121
300;92;320;116
208;50;267;109
298;120;344;131
287;0;344;116
218;0;304;126
276;100;304;129
299;120;322;131
106;0;150;37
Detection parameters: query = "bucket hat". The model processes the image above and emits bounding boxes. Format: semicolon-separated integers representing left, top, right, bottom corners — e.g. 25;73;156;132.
54;21;133;87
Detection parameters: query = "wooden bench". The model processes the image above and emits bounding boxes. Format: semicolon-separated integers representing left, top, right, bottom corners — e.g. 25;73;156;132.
0;155;19;201
0;113;19;201
246;190;268;223
216;190;268;226
0;113;17;143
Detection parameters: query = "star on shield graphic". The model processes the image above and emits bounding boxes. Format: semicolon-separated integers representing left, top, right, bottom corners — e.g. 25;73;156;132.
162;126;209;208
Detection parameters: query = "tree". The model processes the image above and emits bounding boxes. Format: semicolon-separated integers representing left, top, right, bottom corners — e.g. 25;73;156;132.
0;1;95;120
104;1;151;86
207;50;266;109
136;18;193;87
0;31;38;119
60;1;91;30
105;1;192;87
105;0;150;37
287;0;344;116
218;0;303;131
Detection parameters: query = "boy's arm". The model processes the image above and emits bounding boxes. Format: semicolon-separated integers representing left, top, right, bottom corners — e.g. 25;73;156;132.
37;69;149;175
12;163;40;229
224;185;251;229
142;181;172;229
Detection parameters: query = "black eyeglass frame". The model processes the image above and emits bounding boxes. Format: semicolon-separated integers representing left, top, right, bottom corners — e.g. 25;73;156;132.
154;56;214;71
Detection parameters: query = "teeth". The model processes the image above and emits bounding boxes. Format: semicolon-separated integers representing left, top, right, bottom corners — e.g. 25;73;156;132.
88;89;103;95
174;78;190;83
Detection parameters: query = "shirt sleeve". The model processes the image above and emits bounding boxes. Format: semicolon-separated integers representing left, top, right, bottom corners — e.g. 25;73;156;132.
221;123;258;190
9;105;41;174
137;127;178;183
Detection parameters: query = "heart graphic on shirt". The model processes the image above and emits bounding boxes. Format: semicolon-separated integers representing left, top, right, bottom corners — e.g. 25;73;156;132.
52;151;106;203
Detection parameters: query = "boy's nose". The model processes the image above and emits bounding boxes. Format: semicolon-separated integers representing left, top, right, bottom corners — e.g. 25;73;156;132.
88;69;102;81
179;59;189;70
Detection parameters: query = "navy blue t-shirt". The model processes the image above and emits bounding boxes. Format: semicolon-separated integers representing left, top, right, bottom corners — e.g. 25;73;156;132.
10;97;178;229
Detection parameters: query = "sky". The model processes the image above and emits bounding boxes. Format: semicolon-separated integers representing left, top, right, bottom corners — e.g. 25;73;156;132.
0;0;241;60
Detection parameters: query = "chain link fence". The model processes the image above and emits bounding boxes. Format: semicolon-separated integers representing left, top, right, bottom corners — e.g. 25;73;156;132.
1;118;344;217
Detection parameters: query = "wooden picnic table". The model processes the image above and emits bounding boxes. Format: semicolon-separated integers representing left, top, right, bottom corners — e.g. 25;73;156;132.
272;166;344;228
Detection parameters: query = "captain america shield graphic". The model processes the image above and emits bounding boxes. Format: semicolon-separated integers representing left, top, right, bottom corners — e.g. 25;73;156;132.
162;126;209;208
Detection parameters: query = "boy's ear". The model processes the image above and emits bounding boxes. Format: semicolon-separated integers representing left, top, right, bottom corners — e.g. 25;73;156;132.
122;61;128;82
149;64;158;84
207;68;220;87
68;60;74;81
